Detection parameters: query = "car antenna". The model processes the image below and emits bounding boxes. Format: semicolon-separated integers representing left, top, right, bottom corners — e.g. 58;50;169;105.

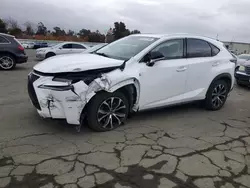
120;58;130;71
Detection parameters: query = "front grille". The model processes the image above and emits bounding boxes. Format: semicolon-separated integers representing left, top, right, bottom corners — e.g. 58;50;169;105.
245;66;250;75
27;73;41;110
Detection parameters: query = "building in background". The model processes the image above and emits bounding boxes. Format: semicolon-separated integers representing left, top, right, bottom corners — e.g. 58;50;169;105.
223;41;250;55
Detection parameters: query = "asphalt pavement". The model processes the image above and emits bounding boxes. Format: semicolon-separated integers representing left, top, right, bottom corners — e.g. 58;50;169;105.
0;50;250;188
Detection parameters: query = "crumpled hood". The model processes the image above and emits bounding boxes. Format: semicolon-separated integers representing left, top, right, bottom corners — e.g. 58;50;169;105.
34;53;124;73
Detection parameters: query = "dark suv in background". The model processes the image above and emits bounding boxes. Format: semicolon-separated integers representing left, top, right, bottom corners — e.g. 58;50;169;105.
0;33;28;70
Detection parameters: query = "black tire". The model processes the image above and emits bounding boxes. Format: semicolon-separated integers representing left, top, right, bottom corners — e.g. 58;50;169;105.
45;52;56;59
86;91;129;132
205;80;229;111
0;54;16;70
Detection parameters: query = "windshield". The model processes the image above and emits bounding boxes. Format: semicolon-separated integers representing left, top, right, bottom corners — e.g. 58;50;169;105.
84;43;107;53
96;36;159;60
238;55;250;60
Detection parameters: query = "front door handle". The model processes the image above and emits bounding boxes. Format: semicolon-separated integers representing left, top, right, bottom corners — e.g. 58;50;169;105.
176;66;187;72
212;62;220;67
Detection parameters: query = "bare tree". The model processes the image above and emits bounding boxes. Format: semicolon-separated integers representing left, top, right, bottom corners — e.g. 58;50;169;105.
5;17;19;29
24;21;34;35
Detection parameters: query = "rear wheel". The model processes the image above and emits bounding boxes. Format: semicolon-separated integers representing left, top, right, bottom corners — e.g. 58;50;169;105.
45;52;56;59
87;91;129;132
0;54;16;70
205;80;229;110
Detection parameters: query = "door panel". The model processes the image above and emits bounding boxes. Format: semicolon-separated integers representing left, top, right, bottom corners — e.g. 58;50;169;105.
56;44;73;55
138;59;188;110
185;38;217;100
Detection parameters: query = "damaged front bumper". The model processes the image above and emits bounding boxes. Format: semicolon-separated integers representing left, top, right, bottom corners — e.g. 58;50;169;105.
27;71;108;125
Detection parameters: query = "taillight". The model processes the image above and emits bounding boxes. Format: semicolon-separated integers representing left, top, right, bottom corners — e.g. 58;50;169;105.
18;45;24;51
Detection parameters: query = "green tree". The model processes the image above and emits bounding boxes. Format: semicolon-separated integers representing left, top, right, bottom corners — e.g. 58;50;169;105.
52;27;66;36
78;29;91;38
113;22;130;40
67;30;75;36
36;22;47;35
130;30;141;34
0;18;7;33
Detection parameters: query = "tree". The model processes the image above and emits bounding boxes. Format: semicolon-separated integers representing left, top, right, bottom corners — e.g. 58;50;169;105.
88;32;105;42
130;30;141;34
0;18;7;33
113;22;130;40
67;30;74;36
78;29;91;38
24;22;34;35
5;18;22;36
52;27;66;36
36;22;47;35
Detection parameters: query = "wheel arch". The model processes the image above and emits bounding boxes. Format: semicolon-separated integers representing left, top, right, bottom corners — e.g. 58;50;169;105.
206;73;232;96
45;51;56;58
0;51;17;61
108;78;140;111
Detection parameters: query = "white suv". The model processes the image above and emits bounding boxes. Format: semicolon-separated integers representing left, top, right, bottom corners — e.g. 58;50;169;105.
28;34;235;131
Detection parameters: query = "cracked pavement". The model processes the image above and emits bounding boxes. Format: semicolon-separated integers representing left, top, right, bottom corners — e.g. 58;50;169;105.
0;50;250;188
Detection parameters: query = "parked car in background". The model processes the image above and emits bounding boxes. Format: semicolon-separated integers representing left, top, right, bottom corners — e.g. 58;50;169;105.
22;42;35;49
0;33;28;70
83;43;108;54
36;42;89;59
235;59;250;86
33;42;48;49
28;34;235;132
238;54;250;61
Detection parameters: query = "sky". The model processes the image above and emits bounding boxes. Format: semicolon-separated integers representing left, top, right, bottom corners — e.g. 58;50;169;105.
1;0;250;42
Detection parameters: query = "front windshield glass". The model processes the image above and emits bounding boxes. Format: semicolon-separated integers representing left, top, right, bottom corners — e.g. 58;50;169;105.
84;44;107;53
238;55;250;60
96;36;159;60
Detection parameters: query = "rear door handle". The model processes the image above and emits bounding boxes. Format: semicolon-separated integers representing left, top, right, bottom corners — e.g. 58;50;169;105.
176;66;187;72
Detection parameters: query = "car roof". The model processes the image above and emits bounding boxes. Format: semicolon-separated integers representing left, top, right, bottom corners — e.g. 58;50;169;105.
0;33;14;38
131;33;223;47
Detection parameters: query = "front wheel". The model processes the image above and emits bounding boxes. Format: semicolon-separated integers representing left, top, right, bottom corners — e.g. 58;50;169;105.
86;91;129;132
205;80;229;111
45;52;56;59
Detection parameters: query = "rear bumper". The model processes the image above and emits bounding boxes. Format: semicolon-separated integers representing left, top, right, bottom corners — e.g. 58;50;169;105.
235;71;250;86
16;54;28;64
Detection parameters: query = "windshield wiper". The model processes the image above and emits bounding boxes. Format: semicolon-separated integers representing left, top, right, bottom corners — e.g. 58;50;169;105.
95;52;109;58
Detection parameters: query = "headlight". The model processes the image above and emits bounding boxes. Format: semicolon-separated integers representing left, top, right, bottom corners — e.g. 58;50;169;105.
239;65;245;72
38;84;73;91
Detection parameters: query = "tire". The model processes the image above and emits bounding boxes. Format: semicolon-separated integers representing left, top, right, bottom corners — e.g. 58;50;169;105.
205;80;229;111
86;91;129;132
45;52;56;59
0;54;16;70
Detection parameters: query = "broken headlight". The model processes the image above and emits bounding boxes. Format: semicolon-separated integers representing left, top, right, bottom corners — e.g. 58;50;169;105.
52;75;97;85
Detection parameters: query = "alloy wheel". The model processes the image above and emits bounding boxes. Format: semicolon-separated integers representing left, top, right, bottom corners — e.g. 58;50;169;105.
97;97;127;129
0;56;14;70
211;84;227;108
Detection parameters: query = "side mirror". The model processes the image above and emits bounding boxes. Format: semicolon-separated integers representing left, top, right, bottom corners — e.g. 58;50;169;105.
145;51;165;67
151;51;164;60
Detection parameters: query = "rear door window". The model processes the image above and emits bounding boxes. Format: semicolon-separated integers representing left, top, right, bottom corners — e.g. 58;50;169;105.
187;39;212;58
72;44;86;49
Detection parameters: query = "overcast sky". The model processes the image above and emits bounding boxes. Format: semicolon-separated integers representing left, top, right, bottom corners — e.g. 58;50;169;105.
1;0;250;42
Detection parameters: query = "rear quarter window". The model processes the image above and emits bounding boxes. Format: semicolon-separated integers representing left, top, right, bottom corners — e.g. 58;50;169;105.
209;43;220;56
0;36;9;43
